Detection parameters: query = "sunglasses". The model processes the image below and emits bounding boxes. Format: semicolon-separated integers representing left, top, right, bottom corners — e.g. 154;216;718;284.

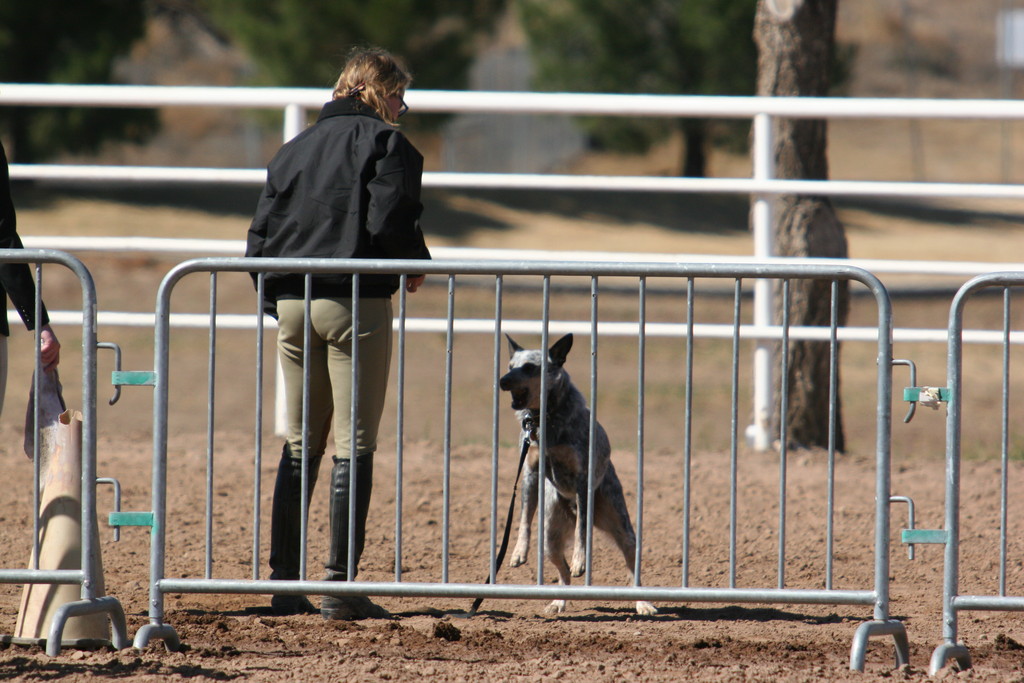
397;96;409;118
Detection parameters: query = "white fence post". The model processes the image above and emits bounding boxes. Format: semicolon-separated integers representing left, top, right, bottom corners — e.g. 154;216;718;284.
747;113;775;450
282;103;305;142
274;103;307;436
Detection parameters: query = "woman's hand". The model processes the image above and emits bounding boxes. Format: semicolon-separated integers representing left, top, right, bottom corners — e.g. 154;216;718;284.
406;275;425;293
39;324;60;371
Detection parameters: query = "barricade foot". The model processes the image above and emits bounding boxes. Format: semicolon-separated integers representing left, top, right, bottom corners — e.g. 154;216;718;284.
103;597;130;650
132;622;181;652
44;597;130;657
929;642;971;675
849;619;910;671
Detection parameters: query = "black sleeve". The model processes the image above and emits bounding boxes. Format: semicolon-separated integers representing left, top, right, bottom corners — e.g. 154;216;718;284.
0;142;48;332
245;181;273;261
365;131;431;261
245;164;281;287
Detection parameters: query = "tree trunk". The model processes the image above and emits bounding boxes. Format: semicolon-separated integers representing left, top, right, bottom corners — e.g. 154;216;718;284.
8;109;30;163
754;0;849;451
681;120;708;178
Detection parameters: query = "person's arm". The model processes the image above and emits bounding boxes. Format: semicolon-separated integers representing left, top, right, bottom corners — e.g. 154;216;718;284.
245;177;277;298
0;141;51;334
0;256;51;333
365;131;431;262
245;185;274;261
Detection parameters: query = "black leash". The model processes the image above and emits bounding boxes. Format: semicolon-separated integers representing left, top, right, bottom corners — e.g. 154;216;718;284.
467;417;534;616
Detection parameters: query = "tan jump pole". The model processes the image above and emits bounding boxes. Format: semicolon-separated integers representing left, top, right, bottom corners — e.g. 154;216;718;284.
14;372;108;648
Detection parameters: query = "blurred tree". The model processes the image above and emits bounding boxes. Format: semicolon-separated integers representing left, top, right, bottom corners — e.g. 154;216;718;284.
755;0;848;452
0;0;154;162
201;0;504;91
518;0;758;177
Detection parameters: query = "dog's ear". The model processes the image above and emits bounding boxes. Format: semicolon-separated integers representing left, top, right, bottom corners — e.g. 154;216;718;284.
549;333;573;367
505;334;523;356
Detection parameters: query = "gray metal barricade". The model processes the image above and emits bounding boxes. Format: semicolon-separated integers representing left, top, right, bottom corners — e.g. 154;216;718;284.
122;257;905;670
0;248;128;656
928;272;1024;674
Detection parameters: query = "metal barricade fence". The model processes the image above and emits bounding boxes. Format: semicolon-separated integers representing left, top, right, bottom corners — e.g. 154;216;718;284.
0;248;128;656
122;257;905;670
929;272;1024;674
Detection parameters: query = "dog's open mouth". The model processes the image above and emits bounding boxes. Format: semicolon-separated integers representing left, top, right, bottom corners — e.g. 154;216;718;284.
510;388;529;410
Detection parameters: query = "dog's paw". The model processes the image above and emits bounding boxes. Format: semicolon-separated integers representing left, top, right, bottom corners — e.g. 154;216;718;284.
569;550;586;577
544;600;568;614
509;546;528;567
635;601;658;616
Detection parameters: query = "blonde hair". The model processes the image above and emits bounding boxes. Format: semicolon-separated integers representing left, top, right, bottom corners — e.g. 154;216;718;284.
333;47;412;124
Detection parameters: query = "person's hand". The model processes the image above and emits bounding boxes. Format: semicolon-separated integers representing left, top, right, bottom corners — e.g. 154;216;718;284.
406;275;425;293
39;324;60;372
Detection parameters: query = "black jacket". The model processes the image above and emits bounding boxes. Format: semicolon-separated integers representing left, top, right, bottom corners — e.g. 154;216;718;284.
246;98;431;313
0;141;48;337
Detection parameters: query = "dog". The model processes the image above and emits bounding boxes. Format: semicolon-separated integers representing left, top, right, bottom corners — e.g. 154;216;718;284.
499;333;657;616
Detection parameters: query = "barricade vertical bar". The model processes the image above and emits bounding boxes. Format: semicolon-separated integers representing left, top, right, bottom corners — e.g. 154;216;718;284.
31;263;41;570
729;278;742;588
488;275;503;582
205;273;217;579
348;275;362;583
70;250;117;648
849;270;907;672
585;276;598;583
441;274;455;582
64;255;95;602
778;280;791;589
682;277;695;588
299;275;312;581
253;273;265;580
395;276;408;582
635;276;647;586
999;288;1010;597
135;254;180;650
78;256;99;603
537;275;551;584
873;282;896;625
929;277;970;674
826;280;839;590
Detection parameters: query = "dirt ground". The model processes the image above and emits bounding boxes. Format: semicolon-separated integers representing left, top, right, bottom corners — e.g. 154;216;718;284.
1;238;1024;681
4;119;1024;678
1;424;1024;681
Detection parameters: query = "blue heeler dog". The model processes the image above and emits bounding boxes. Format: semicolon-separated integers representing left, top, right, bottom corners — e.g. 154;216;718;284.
499;333;657;616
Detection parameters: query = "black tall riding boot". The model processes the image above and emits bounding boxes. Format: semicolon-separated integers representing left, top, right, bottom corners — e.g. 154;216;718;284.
269;443;321;615
321;452;389;619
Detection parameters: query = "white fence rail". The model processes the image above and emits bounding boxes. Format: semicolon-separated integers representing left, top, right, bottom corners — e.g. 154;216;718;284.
4;83;1024;447
15;235;1024;342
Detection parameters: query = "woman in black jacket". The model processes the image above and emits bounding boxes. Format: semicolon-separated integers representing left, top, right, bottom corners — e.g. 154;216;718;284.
0;141;60;418
246;47;430;619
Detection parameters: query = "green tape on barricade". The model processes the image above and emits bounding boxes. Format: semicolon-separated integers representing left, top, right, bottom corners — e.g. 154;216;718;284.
901;528;947;545
112;371;157;387
903;387;950;403
109;511;155;528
